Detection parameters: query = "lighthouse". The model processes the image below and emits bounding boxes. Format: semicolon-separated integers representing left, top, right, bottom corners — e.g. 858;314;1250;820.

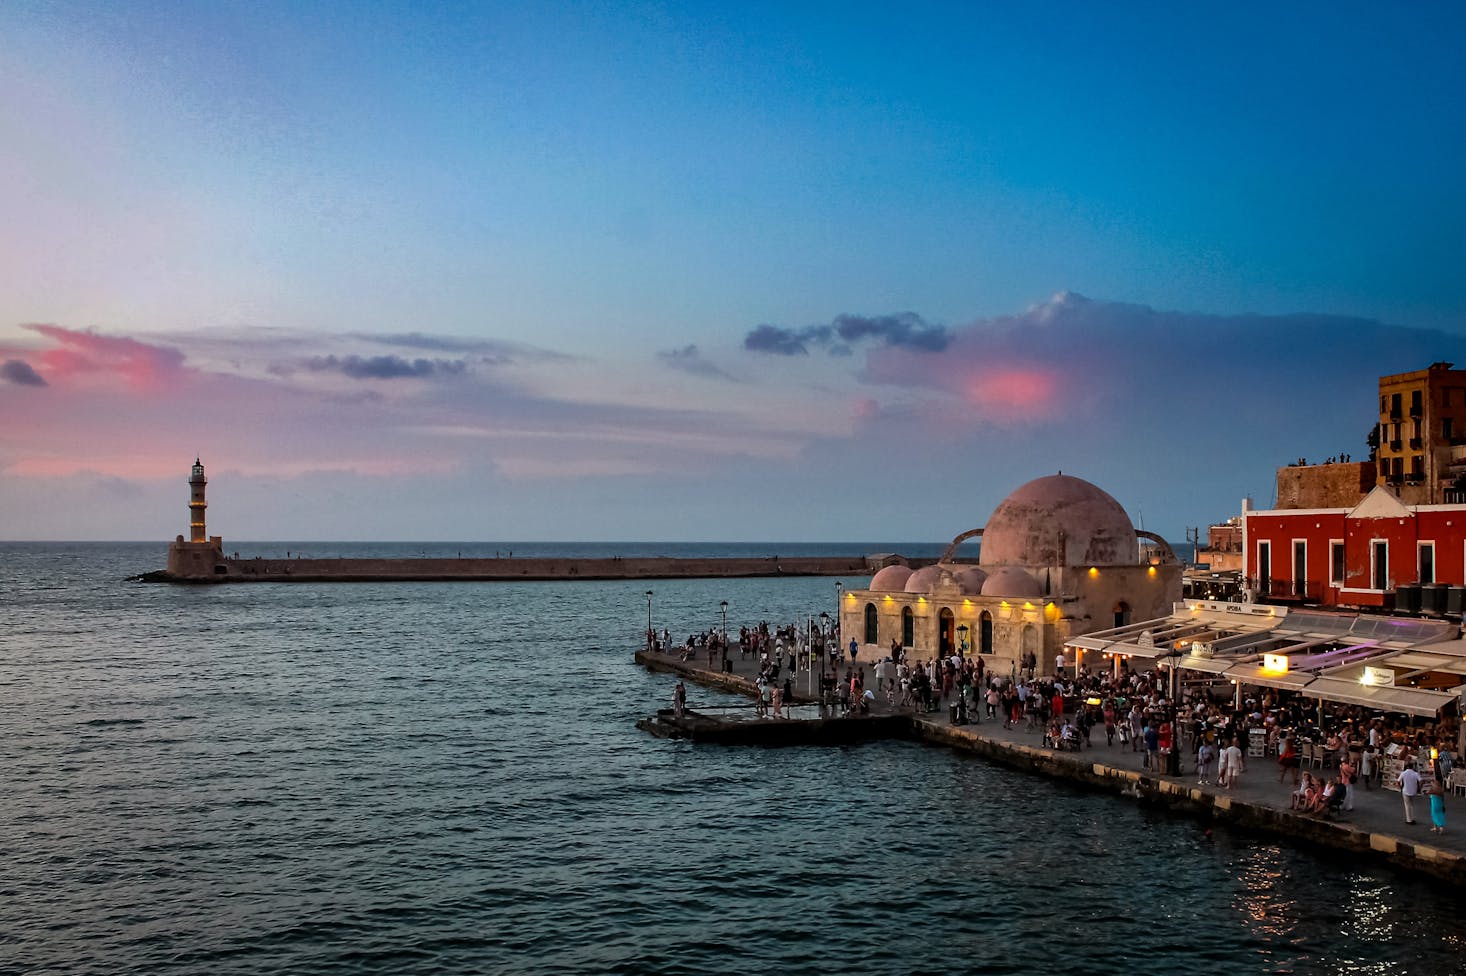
189;457;208;542
166;457;226;578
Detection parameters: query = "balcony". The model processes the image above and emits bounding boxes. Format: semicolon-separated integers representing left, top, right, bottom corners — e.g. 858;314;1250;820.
1389;439;1403;451
1389;407;1402;420
1409;437;1423;449
1386;473;1404;485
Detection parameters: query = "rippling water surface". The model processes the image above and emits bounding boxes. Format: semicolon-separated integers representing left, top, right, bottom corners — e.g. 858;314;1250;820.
2;542;1461;975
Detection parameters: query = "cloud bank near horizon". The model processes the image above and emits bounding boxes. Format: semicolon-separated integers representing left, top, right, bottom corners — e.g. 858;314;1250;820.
2;294;1461;540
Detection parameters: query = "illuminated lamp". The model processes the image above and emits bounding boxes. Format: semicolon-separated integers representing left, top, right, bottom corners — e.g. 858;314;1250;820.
1086;697;1102;706
1088;567;1099;578
1263;653;1289;674
1147;567;1157;577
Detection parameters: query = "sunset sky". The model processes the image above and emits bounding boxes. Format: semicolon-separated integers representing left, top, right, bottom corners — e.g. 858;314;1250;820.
3;2;1465;542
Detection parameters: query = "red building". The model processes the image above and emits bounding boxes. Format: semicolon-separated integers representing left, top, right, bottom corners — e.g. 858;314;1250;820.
1243;487;1466;611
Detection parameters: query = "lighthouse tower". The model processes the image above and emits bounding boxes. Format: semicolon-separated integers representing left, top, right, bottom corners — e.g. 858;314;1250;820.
189;457;208;542
166;457;226;578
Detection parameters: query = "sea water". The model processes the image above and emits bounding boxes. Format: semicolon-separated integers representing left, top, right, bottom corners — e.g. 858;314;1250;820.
0;542;1459;976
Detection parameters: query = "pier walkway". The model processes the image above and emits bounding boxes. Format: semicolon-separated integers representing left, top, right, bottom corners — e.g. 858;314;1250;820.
638;644;1466;883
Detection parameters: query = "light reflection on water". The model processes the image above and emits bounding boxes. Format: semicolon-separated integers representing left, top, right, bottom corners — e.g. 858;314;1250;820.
1;542;1462;976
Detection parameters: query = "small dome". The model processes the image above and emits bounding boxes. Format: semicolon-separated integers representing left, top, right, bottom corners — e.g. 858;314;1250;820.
980;566;1042;598
980;474;1137;567
904;565;945;593
953;567;988;594
869;565;914;592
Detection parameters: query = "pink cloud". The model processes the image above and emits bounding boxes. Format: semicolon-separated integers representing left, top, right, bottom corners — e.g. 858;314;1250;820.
23;323;188;394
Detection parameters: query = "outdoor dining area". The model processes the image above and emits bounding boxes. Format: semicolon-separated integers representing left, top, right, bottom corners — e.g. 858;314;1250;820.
1065;599;1466;761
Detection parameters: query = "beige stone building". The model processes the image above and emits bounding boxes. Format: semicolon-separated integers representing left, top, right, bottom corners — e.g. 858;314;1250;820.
840;474;1182;678
1376;361;1466;504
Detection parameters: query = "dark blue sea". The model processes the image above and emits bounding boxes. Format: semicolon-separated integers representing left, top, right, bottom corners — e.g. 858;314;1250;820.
1;541;1457;976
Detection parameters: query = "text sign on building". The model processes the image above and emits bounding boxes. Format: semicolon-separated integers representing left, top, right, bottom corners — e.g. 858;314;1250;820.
1361;666;1394;687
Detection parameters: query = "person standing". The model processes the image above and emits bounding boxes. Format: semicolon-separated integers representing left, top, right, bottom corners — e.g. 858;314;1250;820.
1429;777;1448;834
673;680;686;720
1221;738;1245;790
1197;739;1216;786
1399;761;1422;825
1338;754;1358;812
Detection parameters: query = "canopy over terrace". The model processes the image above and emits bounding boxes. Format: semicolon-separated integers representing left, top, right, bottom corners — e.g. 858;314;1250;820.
1065;600;1466;719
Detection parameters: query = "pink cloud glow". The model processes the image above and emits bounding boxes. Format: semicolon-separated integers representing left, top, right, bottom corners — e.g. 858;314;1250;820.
23;323;188;393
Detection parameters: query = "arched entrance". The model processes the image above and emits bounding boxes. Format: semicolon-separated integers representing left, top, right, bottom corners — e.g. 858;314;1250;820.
979;611;994;655
901;606;914;647
1113;601;1132;628
864;603;879;644
938;607;955;655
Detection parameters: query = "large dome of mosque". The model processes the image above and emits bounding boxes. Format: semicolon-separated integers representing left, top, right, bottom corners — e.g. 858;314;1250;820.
978;474;1138;568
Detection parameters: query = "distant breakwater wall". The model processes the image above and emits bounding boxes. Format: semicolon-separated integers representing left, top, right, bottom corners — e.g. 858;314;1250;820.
147;554;898;584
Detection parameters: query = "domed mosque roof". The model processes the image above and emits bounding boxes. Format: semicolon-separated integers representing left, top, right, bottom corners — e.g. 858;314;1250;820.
979;473;1138;568
869;564;914;592
980;566;1043;598
904;565;946;593
952;567;988;594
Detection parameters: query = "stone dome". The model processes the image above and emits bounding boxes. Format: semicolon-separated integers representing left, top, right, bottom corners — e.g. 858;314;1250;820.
979;566;1042;598
869;564;914;592
904;565;946;592
978;474;1137;568
953;567;988;594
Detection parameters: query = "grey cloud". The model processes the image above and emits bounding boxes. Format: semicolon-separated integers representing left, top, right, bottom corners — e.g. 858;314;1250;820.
658;344;735;381
1;360;47;387
744;313;947;355
833;313;949;351
355;332;574;363
305;355;469;380
744;324;811;356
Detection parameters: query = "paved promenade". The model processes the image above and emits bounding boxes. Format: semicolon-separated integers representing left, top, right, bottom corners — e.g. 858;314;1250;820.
640;644;1466;878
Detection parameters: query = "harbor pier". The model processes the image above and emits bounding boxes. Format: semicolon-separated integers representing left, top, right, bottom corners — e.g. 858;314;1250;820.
637;646;1466;884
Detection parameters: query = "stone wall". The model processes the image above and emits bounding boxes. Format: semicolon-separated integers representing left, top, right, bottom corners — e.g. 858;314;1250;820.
1275;461;1376;509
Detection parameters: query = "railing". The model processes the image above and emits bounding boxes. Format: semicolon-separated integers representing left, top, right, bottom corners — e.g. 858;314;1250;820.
1248;577;1328;602
1410;437;1423;449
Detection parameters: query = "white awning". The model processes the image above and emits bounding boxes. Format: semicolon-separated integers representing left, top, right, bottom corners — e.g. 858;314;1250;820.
1300;677;1456;718
1224;662;1315;692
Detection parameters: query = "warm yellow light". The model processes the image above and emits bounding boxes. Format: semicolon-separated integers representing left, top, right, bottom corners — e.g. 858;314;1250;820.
1022;601;1034;610
1262;653;1289;674
1088;567;1099;578
1147;567;1157;577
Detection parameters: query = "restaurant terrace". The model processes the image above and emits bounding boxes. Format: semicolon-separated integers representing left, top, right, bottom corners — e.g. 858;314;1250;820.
1064;600;1466;719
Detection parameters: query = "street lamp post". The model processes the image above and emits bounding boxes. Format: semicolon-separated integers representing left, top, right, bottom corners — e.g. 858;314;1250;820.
720;600;729;673
957;624;969;660
645;590;654;651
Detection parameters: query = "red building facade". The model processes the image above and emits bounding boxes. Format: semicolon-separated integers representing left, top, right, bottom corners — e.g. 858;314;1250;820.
1243;487;1466;610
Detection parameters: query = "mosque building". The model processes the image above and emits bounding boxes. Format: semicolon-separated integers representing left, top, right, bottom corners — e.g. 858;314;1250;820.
840;474;1182;677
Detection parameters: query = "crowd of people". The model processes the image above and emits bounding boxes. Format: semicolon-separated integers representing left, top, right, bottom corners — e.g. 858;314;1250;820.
654;622;1460;833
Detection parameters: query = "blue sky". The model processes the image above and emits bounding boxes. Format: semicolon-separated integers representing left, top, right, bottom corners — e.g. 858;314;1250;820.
2;2;1464;542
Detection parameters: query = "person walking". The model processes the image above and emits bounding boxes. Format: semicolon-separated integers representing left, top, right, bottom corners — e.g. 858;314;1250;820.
1399;761;1422;825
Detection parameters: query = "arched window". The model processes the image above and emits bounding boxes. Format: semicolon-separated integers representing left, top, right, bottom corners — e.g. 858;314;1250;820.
1114;601;1132;628
864;602;879;644
938;607;954;655
901;606;914;647
979;610;994;655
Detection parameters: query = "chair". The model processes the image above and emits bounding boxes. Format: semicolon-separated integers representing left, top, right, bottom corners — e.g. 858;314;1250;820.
1452;771;1466;799
1306;743;1323;770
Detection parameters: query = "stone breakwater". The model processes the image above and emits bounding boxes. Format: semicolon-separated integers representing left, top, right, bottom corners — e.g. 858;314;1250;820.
144;554;881;583
638;649;1466;885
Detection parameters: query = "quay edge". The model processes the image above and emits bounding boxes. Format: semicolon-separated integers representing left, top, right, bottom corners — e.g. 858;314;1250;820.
641;652;1466;886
